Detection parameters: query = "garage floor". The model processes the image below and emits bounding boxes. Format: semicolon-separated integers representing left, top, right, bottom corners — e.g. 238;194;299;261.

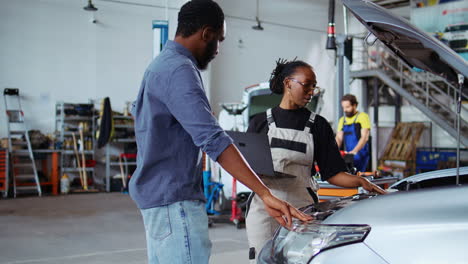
0;193;249;264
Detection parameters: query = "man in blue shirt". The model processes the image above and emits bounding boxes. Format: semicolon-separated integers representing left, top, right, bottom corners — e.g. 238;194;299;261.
130;1;311;263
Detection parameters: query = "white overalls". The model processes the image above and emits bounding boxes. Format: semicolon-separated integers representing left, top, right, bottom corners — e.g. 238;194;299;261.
246;108;319;260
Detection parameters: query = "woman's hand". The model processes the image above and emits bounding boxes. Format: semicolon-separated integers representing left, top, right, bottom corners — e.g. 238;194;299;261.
328;172;387;195
359;177;387;194
259;191;313;228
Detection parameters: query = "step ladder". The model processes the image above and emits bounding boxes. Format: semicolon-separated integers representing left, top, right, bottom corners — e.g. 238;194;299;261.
3;88;42;197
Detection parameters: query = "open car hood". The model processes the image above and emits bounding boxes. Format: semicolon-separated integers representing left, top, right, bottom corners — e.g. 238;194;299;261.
343;0;468;86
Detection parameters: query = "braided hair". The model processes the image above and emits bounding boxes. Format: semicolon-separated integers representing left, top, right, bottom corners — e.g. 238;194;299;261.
176;0;225;38
269;58;311;94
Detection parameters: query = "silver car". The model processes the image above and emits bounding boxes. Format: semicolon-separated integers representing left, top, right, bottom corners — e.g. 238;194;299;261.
259;167;468;263
258;185;468;263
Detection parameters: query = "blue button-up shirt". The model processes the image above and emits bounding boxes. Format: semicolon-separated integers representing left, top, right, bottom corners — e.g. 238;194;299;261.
129;40;233;209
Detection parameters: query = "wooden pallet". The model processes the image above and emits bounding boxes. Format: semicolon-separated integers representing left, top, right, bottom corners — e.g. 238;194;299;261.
381;122;426;161
380;122;427;176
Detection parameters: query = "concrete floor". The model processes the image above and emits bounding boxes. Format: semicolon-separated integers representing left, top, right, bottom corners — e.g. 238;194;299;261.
0;193;249;264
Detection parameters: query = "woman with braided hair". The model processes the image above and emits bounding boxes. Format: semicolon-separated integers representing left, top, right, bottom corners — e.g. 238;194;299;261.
245;58;386;261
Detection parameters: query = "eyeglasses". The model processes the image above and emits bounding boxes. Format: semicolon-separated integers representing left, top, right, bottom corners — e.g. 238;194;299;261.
288;78;321;96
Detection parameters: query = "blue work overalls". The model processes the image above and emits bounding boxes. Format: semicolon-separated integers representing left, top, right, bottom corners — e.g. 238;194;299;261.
342;113;369;172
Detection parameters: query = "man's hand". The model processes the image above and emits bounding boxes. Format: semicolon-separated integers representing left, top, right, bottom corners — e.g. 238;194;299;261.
260;191;313;228
359;177;387;195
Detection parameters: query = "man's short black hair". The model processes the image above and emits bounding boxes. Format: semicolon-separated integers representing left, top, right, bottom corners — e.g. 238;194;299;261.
176;0;225;38
342;94;358;106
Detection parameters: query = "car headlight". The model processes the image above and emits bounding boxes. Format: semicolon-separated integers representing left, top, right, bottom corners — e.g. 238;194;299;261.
270;220;371;263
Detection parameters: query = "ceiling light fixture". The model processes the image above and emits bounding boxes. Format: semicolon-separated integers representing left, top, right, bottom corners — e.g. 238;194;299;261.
252;17;264;31
84;0;98;11
252;0;264;31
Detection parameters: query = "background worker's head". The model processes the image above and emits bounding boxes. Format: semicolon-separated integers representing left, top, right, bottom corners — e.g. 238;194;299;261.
269;58;319;109
341;94;358;117
176;0;225;70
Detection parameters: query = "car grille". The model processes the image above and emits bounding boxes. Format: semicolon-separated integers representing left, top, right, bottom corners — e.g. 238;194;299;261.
449;39;468;49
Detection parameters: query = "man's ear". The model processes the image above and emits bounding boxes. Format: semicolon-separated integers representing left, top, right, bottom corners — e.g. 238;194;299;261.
201;26;214;42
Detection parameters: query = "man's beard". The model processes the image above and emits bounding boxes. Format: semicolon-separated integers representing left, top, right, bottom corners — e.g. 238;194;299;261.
197;39;217;70
344;111;355;117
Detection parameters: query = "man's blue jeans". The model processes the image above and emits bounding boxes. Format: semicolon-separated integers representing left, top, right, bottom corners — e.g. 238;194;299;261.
140;200;211;264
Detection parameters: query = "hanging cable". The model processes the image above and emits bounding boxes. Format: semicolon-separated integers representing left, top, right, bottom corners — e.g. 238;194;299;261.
165;0;168;21
97;0;327;33
456;73;464;186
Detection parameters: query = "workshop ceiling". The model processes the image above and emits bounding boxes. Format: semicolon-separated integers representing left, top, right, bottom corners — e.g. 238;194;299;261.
217;0;335;32
96;0;410;31
216;0;410;33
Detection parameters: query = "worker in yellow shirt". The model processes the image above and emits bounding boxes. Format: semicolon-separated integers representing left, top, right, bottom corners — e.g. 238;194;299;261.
335;94;371;172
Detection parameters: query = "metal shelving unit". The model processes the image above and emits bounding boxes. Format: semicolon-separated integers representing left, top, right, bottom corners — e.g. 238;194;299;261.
105;114;136;192
55;102;97;189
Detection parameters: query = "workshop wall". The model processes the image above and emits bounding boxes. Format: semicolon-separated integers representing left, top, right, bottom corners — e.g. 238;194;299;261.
1;0;97;137
211;0;345;122
0;0;347;138
0;0;188;138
